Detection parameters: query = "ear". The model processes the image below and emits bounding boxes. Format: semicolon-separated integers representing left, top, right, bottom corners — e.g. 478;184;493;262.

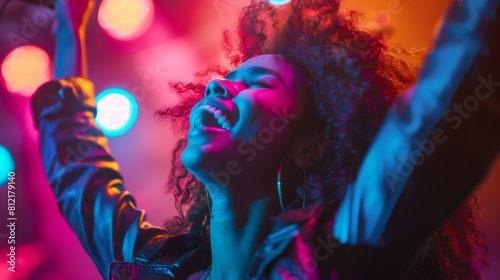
292;132;327;168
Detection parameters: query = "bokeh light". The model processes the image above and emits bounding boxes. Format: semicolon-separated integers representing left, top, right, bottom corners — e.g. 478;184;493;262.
1;45;51;97
0;145;15;186
95;88;138;137
98;0;154;40
269;0;290;4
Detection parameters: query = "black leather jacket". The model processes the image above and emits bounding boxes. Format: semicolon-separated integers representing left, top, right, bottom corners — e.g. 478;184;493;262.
30;1;499;279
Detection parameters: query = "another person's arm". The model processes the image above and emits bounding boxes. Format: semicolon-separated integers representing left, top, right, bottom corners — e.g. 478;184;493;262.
31;1;169;277
333;0;499;275
53;0;91;79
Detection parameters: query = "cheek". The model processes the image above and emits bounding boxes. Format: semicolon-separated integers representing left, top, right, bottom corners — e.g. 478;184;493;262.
254;90;294;111
253;92;300;133
236;90;299;137
248;100;297;151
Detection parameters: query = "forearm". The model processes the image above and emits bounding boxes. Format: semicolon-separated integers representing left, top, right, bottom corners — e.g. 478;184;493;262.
53;1;93;79
53;22;85;78
331;1;499;277
31;78;168;277
333;0;499;247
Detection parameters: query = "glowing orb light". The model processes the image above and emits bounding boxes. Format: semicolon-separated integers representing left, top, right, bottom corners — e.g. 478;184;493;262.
269;0;290;4
98;0;154;40
95;88;138;137
0;145;15;186
1;45;51;97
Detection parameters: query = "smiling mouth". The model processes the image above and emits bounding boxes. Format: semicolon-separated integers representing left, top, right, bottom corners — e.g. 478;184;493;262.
194;104;233;130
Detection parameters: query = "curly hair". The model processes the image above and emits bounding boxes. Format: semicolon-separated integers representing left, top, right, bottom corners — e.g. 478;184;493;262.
156;0;487;278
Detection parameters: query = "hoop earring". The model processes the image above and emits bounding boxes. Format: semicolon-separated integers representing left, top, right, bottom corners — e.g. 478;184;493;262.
277;163;309;211
277;162;285;212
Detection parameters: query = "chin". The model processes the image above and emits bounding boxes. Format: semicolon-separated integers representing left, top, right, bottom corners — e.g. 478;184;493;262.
180;146;201;173
181;141;232;175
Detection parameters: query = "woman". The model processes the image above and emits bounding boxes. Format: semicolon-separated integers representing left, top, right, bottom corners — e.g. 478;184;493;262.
31;0;499;279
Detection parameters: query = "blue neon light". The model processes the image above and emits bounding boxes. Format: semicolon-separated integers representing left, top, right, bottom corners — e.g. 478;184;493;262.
95;88;139;137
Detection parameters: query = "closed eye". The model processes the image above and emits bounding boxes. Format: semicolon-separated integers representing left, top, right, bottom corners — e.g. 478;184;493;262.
249;81;272;88
225;67;284;89
247;76;277;89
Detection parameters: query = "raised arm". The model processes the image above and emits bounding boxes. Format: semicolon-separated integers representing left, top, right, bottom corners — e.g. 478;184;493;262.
333;0;499;266
53;0;92;79
30;1;168;277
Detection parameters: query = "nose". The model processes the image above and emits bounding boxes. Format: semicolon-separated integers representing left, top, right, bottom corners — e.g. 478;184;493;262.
204;79;230;98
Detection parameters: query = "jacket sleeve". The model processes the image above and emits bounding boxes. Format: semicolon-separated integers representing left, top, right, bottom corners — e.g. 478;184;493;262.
31;77;170;277
332;1;500;277
333;0;500;248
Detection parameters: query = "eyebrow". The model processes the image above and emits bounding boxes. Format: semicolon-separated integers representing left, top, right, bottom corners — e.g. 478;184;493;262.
224;66;285;86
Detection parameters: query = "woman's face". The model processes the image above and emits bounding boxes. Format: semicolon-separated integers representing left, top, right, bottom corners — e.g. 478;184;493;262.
182;54;306;187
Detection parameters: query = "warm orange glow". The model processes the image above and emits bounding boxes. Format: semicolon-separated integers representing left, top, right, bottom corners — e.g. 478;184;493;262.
1;45;51;97
98;0;154;40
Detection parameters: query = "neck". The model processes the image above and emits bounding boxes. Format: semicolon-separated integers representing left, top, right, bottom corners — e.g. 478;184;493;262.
205;178;280;280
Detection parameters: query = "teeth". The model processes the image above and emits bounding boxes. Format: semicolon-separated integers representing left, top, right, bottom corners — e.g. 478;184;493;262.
217;115;226;125
194;105;232;130
214;114;231;130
